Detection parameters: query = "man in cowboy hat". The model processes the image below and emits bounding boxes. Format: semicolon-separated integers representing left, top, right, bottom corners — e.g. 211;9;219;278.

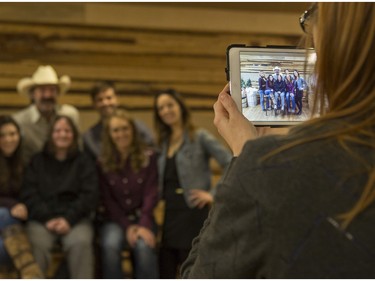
272;66;284;80
13;65;79;163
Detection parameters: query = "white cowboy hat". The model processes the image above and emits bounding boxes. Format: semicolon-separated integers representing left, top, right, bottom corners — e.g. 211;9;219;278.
273;66;281;71
17;65;71;96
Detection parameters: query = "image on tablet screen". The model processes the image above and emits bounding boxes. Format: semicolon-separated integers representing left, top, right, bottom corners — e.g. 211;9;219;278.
239;49;316;125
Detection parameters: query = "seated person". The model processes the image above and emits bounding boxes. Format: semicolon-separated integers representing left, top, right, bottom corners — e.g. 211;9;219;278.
21;115;98;278
97;109;159;279
0;116;43;278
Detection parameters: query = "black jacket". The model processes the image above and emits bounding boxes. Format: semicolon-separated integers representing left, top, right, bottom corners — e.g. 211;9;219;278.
21;149;98;226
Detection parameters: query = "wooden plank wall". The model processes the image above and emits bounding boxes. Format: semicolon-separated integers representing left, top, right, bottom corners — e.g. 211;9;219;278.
0;2;309;134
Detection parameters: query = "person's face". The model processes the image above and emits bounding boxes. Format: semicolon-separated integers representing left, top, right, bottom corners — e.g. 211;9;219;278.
260;72;265;77
294;70;298;76
156;94;182;127
32;85;59;115
0;123;20;157
93;88;119;118
275;69;280;75
285;70;290;75
52;118;74;150
109;117;133;152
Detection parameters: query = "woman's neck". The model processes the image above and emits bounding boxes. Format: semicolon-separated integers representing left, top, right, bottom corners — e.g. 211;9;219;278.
170;124;184;142
167;124;184;157
55;149;68;161
118;148;129;162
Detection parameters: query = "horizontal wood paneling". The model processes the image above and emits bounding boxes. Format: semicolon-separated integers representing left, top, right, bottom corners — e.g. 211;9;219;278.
0;2;309;135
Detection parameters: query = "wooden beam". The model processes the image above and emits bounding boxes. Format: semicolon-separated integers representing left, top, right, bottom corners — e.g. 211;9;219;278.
0;3;304;35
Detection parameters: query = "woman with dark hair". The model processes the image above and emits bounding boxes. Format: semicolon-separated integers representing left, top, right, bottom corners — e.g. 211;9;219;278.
258;71;268;111
153;89;232;278
293;69;306;115
265;74;275;110
0;115;43;278
21;115;98;278
98;109;159;279
182;2;375;278
285;74;296;113
274;74;286;114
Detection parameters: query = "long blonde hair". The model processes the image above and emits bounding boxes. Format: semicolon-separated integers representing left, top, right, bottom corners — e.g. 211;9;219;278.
100;109;146;173
266;3;375;228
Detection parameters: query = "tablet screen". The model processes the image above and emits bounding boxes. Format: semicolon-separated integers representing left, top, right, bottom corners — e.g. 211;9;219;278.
228;47;316;126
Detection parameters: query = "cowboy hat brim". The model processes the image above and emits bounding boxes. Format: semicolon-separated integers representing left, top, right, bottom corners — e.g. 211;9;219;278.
17;75;71;96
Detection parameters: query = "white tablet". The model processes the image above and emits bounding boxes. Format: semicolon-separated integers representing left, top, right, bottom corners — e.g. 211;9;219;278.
226;45;316;126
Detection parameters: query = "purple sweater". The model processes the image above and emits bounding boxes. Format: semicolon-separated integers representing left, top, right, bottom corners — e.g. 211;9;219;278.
98;150;159;231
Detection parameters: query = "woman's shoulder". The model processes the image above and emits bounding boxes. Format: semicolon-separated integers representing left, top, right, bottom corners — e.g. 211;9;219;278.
194;128;215;139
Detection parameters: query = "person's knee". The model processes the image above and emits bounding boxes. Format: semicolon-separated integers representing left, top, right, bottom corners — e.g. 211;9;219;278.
134;239;155;258
101;235;122;251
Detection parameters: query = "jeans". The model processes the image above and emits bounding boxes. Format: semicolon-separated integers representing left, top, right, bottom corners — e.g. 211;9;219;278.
100;222;159;279
275;91;285;109
0;207;19;266
286;92;296;111
259;90;269;110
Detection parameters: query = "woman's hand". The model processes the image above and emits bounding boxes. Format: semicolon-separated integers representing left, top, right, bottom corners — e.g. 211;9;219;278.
10;203;28;220
136;226;156;248
126;225;156;248
126;224;139;247
213;85;258;156
46;217;71;235
188;189;213;209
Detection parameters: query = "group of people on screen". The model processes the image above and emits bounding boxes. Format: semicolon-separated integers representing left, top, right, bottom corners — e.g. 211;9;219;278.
257;67;306;115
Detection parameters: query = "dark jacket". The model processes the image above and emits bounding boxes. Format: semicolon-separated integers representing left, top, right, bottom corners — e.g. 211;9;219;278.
21;149;98;226
181;120;375;278
266;79;274;91
274;79;286;92
258;77;267;91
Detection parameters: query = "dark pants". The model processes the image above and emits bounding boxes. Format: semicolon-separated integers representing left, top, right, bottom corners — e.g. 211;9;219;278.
159;247;190;279
296;89;303;113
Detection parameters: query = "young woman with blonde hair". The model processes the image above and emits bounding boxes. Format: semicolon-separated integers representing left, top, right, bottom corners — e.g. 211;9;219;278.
98;108;159;279
182;2;375;278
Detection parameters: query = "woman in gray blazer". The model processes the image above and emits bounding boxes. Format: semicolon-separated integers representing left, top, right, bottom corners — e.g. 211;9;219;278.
153;89;232;278
181;3;375;278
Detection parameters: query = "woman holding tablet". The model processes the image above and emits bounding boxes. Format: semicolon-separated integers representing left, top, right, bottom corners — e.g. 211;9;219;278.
182;2;375;278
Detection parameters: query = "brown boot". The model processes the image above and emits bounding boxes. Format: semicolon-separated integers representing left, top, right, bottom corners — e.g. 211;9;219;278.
2;224;44;279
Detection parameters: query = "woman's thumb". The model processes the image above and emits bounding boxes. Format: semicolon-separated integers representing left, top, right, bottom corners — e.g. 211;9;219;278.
219;92;239;116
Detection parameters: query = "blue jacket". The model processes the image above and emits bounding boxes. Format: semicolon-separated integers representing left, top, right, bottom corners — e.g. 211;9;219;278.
158;129;232;208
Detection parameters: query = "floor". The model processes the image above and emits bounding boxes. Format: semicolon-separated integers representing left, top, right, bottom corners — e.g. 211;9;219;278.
243;99;311;125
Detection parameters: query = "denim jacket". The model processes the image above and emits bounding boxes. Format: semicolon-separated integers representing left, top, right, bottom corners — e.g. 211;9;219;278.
158;129;232;208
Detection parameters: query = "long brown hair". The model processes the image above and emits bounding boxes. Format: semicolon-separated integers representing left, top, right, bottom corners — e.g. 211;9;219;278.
45;115;80;157
100;109;146;173
0;115;23;193
153;89;196;146
266;3;375;228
